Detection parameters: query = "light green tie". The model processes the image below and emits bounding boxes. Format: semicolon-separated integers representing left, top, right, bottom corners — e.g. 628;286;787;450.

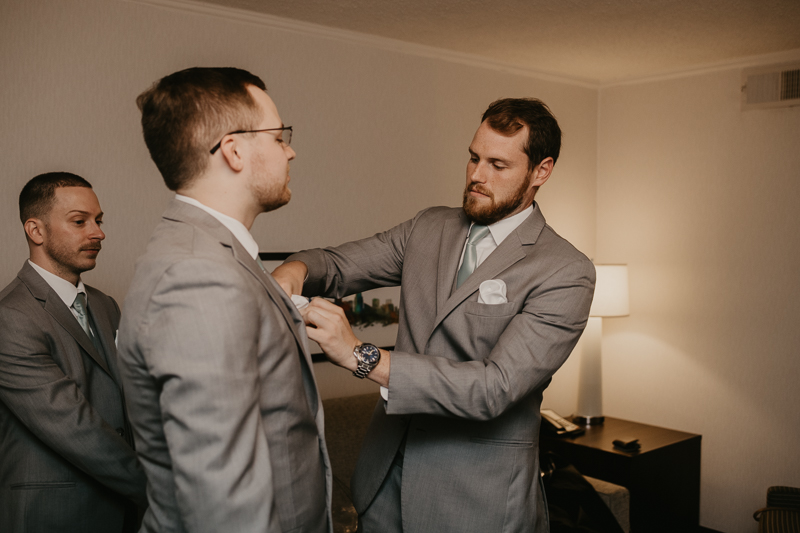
72;293;92;337
256;257;267;273
456;224;490;288
73;293;105;355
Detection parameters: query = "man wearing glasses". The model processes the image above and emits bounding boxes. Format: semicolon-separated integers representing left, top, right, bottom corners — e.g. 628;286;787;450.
118;67;331;533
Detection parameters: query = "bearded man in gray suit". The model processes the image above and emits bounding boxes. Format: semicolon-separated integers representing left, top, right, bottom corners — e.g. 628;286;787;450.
0;172;147;533
273;98;595;533
118;67;331;533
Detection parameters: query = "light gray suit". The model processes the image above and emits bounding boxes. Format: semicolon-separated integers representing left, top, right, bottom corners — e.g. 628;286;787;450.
118;200;332;533
0;262;147;533
291;204;595;533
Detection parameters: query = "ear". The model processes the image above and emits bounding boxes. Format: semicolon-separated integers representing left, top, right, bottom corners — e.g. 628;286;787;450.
531;157;554;188
24;218;45;245
218;136;246;173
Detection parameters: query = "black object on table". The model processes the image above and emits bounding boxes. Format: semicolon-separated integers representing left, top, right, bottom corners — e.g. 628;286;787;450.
540;416;701;533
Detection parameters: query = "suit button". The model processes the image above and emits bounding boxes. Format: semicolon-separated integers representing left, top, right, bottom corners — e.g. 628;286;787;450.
116;427;125;437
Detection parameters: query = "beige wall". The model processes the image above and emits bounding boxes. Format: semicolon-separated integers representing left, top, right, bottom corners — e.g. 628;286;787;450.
0;1;596;398
597;66;800;532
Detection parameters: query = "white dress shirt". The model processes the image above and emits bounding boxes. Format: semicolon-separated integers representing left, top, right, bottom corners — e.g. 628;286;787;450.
28;260;88;326
457;205;534;271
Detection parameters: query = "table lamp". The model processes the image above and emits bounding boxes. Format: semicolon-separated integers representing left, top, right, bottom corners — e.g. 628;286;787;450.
574;264;630;425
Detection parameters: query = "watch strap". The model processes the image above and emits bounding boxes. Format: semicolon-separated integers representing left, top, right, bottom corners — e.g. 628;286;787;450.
353;363;372;379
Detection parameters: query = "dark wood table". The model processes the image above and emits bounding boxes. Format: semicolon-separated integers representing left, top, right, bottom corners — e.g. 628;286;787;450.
540;416;701;533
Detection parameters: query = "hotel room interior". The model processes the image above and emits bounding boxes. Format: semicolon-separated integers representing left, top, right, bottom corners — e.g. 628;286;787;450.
2;1;798;531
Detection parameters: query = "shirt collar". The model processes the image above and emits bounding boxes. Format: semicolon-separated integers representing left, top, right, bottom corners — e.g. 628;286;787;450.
485;205;534;246
28;260;86;308
175;194;260;260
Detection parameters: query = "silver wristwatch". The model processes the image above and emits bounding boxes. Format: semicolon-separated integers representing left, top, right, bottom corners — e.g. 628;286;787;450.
353;343;381;379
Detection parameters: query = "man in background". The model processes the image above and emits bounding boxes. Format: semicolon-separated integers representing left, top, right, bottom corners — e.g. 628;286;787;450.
274;98;595;533
119;67;331;532
0;172;147;533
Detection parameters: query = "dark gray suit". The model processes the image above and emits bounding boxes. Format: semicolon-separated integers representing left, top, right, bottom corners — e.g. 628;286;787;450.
292;204;595;533
118;200;332;533
0;262;147;533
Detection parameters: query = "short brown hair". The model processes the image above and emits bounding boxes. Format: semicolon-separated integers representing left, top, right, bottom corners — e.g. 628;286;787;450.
136;67;267;191
481;98;562;171
19;172;92;224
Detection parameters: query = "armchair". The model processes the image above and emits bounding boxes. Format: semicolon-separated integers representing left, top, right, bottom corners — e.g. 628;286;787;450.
754;486;800;533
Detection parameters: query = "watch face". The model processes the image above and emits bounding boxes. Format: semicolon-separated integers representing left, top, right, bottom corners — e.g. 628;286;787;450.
358;344;381;364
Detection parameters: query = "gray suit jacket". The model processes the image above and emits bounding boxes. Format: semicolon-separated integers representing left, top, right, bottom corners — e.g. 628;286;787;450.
0;262;147;533
292;204;595;533
118;200;332;533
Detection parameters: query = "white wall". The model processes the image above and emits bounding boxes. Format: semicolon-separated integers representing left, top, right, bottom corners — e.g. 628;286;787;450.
0;0;597;397
597;64;800;533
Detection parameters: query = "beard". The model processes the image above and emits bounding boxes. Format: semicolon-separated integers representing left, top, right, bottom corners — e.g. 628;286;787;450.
251;165;292;213
462;172;532;225
43;238;101;278
256;183;291;213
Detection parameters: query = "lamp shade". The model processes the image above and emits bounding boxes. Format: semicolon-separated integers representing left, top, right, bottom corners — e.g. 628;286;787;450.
589;264;629;317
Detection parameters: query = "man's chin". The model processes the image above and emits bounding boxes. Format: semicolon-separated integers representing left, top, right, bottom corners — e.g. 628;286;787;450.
262;191;291;213
463;198;493;224
76;260;97;273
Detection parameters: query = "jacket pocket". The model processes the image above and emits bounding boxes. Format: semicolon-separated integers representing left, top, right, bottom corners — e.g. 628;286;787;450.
461;302;518;357
462;300;517;317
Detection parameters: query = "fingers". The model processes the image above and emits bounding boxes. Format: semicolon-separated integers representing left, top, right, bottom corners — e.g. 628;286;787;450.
306;298;344;314
304;324;329;346
303;301;349;345
302;299;345;326
301;298;358;368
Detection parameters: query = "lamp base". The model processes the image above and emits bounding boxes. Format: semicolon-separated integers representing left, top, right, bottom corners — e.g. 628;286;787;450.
573;415;605;426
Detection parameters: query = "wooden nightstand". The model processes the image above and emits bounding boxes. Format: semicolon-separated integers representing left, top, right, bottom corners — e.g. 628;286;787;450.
540;416;701;533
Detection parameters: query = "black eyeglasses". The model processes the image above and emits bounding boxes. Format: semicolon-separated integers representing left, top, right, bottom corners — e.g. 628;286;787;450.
209;126;293;154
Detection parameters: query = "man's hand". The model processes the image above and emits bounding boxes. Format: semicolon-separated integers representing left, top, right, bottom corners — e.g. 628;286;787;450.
301;298;391;386
270;261;308;297
301;298;359;371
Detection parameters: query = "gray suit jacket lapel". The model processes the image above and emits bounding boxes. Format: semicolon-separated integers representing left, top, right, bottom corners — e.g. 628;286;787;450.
431;205;547;333
232;244;314;368
87;291;123;385
234;249;321;415
18;263;112;375
436;214;470;314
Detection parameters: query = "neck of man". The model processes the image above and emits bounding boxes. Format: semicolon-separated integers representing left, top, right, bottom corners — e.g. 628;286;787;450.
28;251;81;286
178;174;259;230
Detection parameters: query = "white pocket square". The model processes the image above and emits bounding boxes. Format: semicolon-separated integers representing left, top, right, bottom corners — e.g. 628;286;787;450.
478;279;507;304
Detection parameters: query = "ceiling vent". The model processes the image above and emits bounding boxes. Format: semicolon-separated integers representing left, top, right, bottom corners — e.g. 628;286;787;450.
742;62;800;110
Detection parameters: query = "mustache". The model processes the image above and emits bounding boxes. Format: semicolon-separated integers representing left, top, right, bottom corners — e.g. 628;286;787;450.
467;184;493;198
